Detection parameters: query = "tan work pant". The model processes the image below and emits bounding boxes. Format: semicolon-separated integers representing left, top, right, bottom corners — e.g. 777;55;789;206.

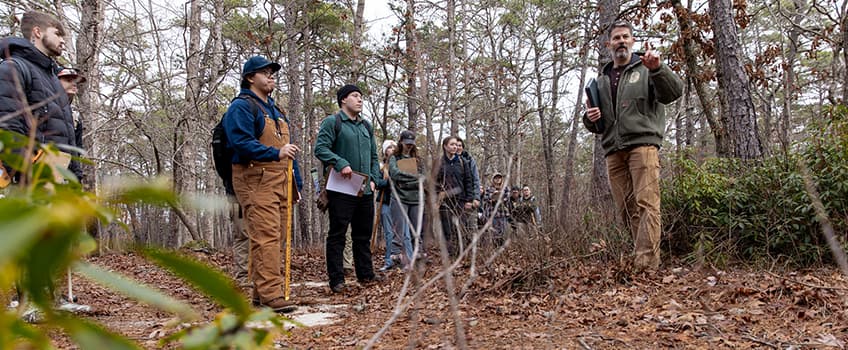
606;145;661;270
232;162;289;303
229;196;250;287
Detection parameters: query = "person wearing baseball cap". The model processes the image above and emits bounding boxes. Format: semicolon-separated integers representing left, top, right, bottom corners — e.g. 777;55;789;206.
57;67;86;103
223;55;302;312
314;84;385;293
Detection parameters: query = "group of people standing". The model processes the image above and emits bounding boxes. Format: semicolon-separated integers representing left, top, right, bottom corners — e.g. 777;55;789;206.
0;10;682;315
224;19;683;312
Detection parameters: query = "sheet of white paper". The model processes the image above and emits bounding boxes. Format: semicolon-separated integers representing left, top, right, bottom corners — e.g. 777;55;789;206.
326;167;366;196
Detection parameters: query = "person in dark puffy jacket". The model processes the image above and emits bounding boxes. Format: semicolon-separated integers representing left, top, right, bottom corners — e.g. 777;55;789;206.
0;11;81;181
436;136;474;258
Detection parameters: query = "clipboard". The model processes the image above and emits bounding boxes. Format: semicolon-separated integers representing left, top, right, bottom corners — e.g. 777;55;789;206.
585;78;600;108
585;78;605;131
396;158;418;174
326;167;369;196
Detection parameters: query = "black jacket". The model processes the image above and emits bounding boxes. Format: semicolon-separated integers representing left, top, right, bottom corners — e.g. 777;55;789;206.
0;37;80;178
437;154;474;207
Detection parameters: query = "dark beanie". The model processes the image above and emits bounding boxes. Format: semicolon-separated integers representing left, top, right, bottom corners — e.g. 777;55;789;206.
337;84;362;107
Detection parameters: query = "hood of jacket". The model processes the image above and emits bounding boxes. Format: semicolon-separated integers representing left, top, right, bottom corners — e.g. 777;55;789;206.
0;37;57;72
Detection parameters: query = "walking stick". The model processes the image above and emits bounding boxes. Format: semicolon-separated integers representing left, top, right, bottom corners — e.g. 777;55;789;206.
370;193;384;251
284;160;294;301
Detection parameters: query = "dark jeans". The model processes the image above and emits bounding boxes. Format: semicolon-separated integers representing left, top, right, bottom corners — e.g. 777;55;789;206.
326;191;375;286
439;203;462;258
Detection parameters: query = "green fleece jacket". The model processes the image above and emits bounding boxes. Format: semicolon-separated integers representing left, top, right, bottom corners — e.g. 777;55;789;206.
583;54;684;156
388;154;422;205
314;111;383;195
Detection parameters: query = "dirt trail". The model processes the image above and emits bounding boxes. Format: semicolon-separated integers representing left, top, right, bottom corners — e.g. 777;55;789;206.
49;250;848;349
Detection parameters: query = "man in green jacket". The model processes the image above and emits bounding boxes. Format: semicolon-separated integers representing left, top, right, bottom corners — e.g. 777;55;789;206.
314;84;384;293
583;21;683;272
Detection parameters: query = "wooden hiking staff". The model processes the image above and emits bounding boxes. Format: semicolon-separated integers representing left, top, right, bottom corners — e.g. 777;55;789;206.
370;192;384;251
284;160;293;301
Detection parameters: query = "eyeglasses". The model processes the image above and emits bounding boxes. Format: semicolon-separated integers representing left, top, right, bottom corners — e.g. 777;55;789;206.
256;69;276;78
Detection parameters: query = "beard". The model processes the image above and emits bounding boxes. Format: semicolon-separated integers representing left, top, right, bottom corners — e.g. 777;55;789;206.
613;45;630;60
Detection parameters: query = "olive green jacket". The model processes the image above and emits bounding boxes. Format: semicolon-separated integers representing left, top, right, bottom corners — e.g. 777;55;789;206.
314;111;383;195
583;54;684;156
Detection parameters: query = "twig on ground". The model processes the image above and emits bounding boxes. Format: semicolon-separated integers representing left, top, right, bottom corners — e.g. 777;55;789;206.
741;335;778;349
481;250;602;294
766;271;848;291
577;337;593;350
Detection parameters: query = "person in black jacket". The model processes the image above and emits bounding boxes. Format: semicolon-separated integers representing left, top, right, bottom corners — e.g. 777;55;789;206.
455;137;481;235
436;136;474;258
0;11;81;181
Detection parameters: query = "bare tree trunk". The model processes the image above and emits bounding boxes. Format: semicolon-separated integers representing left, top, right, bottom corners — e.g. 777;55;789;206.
76;0;103;239
302;10;319;246
405;0;419;131
533;29;554;212
447;0;458;135
351;0;365;81
285;0;308;248
591;0;617;207
560;35;592;229
841;5;848;102
780;0;803;155
709;0;763;159
672;0;729;156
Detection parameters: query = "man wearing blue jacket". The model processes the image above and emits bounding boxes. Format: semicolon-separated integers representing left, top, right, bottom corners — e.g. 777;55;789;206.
223;56;302;311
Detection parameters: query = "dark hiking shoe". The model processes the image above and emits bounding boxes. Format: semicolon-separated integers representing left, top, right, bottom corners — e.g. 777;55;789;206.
358;274;385;285
262;297;297;313
330;282;346;294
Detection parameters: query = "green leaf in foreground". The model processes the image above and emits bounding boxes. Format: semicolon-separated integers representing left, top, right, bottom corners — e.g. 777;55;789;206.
74;262;198;320
142;248;251;317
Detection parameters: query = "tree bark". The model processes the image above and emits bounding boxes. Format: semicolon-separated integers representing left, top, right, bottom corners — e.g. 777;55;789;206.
671;0;729;156
405;0;419;131
76;0;103;238
560;36;592;229
177;0;202;243
709;0;763;159
351;0;366;81
591;0;617;207
447;0;458;135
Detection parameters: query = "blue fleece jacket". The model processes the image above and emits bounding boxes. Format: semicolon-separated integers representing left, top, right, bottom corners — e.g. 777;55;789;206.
222;89;302;190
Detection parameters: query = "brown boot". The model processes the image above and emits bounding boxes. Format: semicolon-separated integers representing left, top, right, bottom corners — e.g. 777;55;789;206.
262;297;297;313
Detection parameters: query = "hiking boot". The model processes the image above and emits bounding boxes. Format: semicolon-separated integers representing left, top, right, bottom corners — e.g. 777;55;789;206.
262;297;297;313
358;274;385;286
330;282;346;294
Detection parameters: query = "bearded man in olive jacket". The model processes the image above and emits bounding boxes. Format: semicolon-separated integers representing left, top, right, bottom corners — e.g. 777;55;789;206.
583;21;683;272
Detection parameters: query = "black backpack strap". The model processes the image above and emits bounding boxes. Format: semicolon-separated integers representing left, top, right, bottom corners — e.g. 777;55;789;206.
333;112;372;137
3;57;32;95
236;94;272;138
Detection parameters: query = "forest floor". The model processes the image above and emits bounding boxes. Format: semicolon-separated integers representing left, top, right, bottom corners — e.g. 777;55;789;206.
48;246;848;349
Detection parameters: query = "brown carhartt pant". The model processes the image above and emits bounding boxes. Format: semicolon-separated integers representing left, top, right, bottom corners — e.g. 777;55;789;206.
231;114;292;303
229;196;249;287
606;145;662;270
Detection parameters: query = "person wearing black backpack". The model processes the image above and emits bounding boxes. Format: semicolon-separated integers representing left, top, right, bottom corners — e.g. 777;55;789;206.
222;56;302;312
0;11;81;184
314;84;384;294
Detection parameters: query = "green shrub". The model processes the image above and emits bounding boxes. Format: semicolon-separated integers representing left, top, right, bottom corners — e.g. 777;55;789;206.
662;105;848;266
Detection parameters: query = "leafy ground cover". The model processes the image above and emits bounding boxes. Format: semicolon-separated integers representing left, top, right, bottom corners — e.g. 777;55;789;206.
49;248;847;349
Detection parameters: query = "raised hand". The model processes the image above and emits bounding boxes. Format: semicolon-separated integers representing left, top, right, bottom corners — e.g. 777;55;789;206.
640;41;661;71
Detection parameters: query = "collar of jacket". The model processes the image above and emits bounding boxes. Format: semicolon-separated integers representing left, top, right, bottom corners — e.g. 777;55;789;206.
602;53;643;75
0;37;56;71
238;88;278;114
